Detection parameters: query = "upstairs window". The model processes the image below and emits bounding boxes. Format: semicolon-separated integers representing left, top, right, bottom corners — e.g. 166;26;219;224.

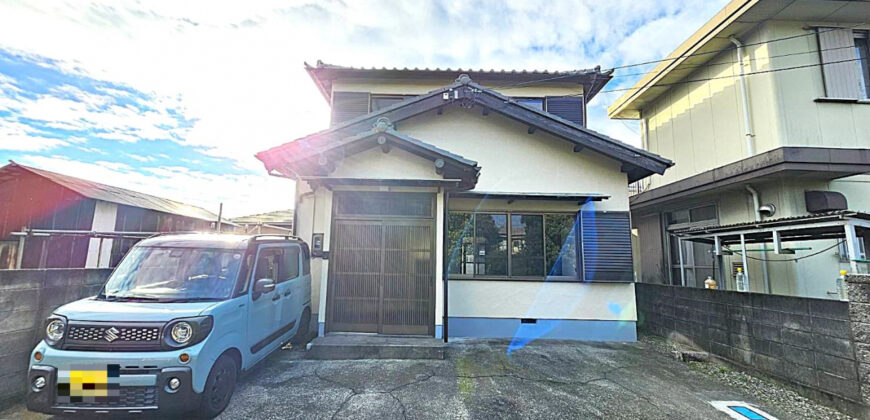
371;95;414;112
510;96;586;126
856;31;870;98
514;98;544;111
818;28;870;99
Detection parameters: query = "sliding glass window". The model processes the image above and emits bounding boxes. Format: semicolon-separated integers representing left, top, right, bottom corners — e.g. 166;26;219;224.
447;211;579;280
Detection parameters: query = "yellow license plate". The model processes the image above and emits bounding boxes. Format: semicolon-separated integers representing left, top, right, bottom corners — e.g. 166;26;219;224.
56;364;121;404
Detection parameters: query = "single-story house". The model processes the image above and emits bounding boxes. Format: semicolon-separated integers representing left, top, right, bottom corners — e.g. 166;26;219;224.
231;209;294;234
256;62;672;342
0;162;234;269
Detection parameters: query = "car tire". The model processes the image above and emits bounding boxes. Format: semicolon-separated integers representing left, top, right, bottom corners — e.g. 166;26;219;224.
291;308;311;345
196;353;238;419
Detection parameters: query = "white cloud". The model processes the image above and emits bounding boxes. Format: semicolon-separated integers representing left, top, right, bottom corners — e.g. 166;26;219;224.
0;0;728;213
17;154;294;218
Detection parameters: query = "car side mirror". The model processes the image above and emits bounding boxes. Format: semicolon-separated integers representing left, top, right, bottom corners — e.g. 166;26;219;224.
252;278;276;300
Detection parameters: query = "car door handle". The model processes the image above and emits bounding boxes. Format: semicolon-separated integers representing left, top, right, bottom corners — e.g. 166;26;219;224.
272;293;280;302
283;290;292;297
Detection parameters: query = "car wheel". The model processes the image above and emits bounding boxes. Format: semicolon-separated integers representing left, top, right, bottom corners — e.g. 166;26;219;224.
291;308;311;345
196;354;238;418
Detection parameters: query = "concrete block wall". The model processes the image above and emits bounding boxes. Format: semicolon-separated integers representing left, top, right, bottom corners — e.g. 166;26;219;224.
0;269;111;408
636;283;861;410
848;274;870;407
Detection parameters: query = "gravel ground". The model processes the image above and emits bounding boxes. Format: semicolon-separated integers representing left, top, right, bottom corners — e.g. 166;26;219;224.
638;332;854;420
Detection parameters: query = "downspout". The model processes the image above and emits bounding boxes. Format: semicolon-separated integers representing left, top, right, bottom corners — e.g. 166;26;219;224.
442;187;449;343
745;184;771;293
730;36;755;156
293;190;315;237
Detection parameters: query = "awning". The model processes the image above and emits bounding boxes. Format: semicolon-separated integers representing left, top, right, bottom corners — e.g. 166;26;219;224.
451;191;609;203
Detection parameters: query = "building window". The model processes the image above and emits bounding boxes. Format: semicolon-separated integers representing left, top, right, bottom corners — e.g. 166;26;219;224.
510;214;544;276
818;28;870;99
665;204;718;287
370;95;414;112
856;31;870;98
514;98;544;111
447;212;579;279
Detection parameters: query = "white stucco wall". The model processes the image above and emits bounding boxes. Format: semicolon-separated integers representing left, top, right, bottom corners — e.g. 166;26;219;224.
85;201;117;268
448;281;636;321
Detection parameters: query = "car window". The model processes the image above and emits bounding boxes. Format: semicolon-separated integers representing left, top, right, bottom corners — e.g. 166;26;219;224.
253;248;282;285
282;246;300;281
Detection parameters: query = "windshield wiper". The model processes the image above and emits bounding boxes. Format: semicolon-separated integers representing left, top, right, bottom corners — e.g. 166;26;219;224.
156;297;223;303
112;295;162;302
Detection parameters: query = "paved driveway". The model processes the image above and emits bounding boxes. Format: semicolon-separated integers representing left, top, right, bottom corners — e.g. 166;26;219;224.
0;337;850;419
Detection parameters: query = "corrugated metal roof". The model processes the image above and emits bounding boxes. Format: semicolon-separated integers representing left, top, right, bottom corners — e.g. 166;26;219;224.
672;210;870;235
0;162;221;222
231;209;294;224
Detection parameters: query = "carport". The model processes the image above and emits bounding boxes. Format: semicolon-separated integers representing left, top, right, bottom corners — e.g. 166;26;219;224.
671;210;870;288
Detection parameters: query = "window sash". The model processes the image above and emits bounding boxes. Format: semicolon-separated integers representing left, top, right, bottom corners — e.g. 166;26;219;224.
447;211;580;280
818;27;864;99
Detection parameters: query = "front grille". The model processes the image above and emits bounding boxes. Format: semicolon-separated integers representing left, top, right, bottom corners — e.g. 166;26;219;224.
56;386;158;408
68;326;160;342
63;321;165;351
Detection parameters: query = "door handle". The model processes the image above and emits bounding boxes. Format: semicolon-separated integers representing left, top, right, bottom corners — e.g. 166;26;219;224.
272;293;280;302
283;290;292;297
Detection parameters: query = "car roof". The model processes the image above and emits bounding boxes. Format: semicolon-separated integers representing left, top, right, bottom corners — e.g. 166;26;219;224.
135;233;301;250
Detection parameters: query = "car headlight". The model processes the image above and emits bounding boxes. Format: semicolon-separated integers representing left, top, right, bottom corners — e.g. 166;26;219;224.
171;322;193;344
44;316;67;348
163;316;213;349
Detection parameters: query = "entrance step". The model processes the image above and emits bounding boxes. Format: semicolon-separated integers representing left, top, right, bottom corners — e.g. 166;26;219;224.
307;335;446;360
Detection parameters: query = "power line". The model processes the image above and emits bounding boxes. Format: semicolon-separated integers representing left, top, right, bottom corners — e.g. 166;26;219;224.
490;22;867;91
593;55;868;96
608;44;859;80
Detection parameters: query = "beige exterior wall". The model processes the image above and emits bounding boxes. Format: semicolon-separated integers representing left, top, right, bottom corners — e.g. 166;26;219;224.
401;106;629;211
634;19;870;300
642;21;870;190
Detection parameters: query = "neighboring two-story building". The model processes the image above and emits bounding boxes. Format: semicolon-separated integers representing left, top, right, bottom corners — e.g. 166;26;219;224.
256;62;671;341
608;0;870;298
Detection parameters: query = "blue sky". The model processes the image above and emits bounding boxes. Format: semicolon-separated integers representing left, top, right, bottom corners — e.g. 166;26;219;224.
0;1;728;216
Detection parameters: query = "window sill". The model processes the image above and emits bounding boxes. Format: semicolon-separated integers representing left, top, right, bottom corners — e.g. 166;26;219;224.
446;276;632;283
814;97;870;104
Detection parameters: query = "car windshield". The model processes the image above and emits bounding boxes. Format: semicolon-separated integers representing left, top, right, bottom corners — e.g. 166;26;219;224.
101;246;244;302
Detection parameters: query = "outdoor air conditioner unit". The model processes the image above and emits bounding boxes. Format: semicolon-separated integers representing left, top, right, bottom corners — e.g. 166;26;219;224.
805;191;847;213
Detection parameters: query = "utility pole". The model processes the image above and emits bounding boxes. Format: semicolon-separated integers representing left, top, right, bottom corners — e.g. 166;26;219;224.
217;203;223;233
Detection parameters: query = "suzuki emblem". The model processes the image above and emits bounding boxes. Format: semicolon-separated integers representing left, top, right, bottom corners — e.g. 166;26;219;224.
104;327;119;342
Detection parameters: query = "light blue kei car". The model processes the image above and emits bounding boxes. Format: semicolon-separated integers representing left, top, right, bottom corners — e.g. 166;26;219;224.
26;233;312;418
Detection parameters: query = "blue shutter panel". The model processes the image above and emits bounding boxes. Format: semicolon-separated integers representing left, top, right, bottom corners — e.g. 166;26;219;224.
545;96;585;126
330;92;371;126
581;211;633;282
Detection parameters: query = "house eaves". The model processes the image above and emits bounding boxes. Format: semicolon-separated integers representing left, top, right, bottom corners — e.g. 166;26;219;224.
257;75;672;183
